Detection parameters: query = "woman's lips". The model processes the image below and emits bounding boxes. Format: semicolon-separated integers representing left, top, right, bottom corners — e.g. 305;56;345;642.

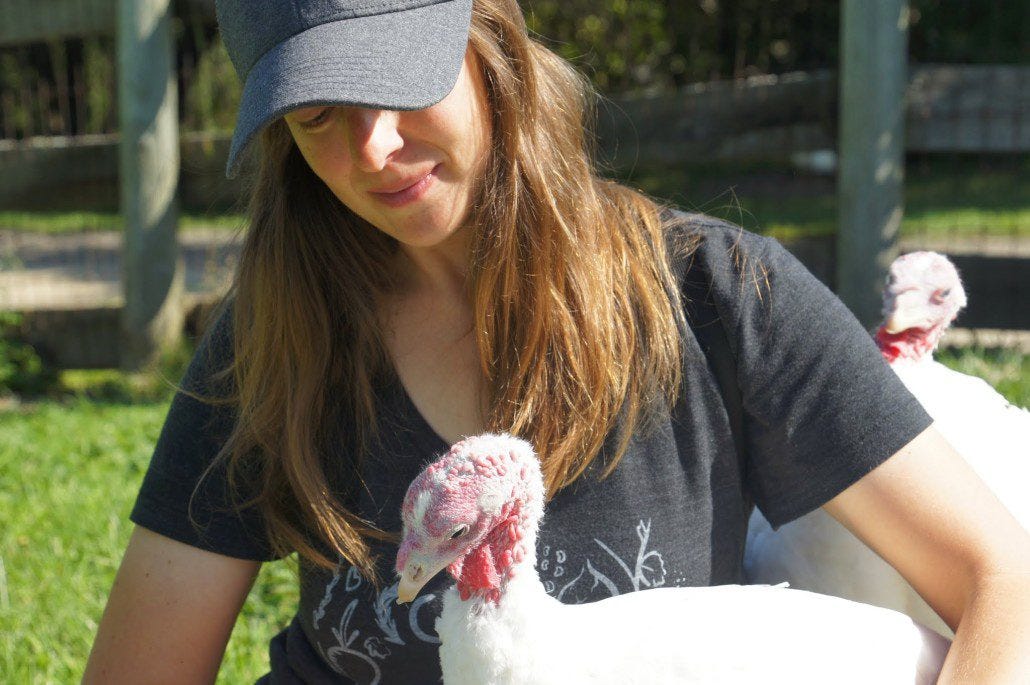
369;165;440;208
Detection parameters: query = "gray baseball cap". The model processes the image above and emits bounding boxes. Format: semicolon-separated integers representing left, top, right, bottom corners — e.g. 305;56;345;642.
216;0;474;178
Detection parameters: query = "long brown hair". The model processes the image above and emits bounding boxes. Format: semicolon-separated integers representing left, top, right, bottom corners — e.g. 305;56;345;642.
214;0;692;578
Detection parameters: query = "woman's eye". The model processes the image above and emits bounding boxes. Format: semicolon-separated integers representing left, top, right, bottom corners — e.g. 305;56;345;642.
449;525;469;540
298;108;331;129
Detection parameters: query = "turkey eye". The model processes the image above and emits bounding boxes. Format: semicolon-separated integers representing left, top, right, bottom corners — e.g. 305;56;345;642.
939;288;951;298
449;525;469;540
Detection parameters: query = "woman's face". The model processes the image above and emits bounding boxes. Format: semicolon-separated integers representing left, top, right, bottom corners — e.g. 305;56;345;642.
284;49;492;255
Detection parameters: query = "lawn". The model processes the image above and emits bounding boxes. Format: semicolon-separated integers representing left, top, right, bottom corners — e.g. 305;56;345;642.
0;211;247;235
0;398;298;683
1;347;1026;680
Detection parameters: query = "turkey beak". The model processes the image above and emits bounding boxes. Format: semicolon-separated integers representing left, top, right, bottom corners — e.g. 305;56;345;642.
884;292;927;334
397;554;446;604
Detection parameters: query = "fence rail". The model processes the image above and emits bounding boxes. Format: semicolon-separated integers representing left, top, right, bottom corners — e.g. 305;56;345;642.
595;64;1030;170
0;0;114;45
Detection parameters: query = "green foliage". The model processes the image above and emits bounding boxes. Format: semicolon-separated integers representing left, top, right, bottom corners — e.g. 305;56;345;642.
0;51;32;135
0;315;194;403
524;0;841;90
525;0;673;91
82;36;115;135
0;210;247;233
1;0;1027;138
59;337;194;404
181;16;241;133
0;313;58;397
909;0;1029;64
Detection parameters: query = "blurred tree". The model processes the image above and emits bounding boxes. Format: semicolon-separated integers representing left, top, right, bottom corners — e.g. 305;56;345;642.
524;0;673;91
909;0;1028;64
662;0;840;84
524;0;842;90
179;11;239;132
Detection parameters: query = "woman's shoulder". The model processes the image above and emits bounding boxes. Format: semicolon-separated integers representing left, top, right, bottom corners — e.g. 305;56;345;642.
662;208;774;257
660;208;780;290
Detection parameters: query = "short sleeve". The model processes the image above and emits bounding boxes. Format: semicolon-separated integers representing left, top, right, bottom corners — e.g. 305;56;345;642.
682;217;932;527
130;305;281;561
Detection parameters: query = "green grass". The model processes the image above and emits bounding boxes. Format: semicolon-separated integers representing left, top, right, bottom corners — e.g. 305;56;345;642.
936;347;1030;408
0;399;297;683
1;346;1025;680
0;211;247;234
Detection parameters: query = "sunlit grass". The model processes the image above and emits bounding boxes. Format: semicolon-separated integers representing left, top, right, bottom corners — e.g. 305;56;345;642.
0;399;297;683
935;347;1030;408
0;211;246;234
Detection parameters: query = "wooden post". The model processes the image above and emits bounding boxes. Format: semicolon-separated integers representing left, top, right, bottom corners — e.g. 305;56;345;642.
837;0;909;327
117;0;183;369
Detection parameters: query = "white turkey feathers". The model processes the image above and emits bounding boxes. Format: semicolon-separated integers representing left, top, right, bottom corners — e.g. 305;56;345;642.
397;433;949;684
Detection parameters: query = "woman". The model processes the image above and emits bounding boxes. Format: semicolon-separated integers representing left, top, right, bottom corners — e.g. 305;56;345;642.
85;0;1030;682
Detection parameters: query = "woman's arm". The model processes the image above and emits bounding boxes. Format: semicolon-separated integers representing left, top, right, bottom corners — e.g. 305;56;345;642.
823;425;1030;682
83;525;261;684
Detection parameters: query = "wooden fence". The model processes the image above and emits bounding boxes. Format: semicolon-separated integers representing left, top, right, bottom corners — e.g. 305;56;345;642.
1;0;182;369
0;0;113;44
2;64;1027;213
594;64;1029;170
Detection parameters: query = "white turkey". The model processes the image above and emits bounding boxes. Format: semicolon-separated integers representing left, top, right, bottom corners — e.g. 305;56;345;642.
395;433;949;684
876;251;1030;480
745;250;1029;636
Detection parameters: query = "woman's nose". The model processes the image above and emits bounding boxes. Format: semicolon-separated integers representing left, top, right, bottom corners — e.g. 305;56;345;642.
348;108;404;172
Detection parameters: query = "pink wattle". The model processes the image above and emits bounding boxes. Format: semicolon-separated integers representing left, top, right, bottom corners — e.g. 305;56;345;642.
455;545;501;602
451;505;527;605
875;325;941;364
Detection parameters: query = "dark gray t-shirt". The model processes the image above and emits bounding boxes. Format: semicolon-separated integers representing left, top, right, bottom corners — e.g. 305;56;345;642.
131;214;931;684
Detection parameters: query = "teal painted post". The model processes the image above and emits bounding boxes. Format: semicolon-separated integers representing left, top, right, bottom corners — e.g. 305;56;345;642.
837;0;909;327
117;0;183;369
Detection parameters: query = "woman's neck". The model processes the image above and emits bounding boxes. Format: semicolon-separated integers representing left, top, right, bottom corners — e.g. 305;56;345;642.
394;228;473;299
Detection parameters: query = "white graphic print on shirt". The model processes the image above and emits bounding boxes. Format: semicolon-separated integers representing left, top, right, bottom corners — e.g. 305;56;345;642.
311;519;668;682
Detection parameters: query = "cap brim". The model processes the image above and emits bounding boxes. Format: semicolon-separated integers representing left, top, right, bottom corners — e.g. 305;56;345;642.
225;0;473;178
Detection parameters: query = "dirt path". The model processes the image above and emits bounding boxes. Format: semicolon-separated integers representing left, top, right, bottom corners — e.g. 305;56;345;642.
0;229;241;310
